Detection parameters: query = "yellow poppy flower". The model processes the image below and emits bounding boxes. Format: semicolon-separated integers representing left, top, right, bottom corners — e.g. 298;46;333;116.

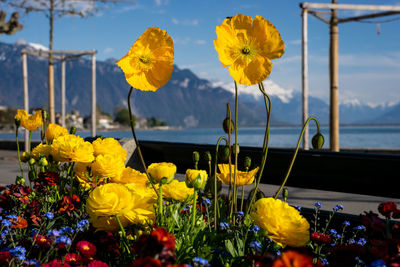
185;169;208;190
51;134;94;163
15;109;43;131
116;27;174;91
147;162;176;184
214;14;285;85
31;143;52;160
163;179;194;202
250;198;310;247
45;123;68;144
91;154;125;181
92;137;127;162
217;164;259;186
113;167;148;185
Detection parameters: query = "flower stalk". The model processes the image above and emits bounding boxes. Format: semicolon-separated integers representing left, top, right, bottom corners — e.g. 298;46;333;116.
214;136;228;229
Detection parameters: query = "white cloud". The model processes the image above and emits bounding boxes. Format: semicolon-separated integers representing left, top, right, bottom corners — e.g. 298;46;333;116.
194;40;206;45
103;47;114;54
172;18;179;25
115;4;144;13
171;18;199;26
173;37;191;45
287;39;301;45
153;0;169;6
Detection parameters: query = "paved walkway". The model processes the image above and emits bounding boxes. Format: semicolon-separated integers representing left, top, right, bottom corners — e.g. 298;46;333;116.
1;149;399;216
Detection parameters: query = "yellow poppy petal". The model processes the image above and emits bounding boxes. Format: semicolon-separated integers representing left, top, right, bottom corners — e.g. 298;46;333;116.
253;15;285;60
229;56;272;85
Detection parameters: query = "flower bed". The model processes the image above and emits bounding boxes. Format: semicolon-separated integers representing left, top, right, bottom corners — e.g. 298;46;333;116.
1;13;400;267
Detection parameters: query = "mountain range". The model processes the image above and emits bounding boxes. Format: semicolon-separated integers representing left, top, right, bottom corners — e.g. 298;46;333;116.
1;41;399;127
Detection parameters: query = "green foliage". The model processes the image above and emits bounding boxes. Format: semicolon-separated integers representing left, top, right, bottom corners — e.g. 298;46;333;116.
147;117;167;127
114;107;134;126
0;10;23;35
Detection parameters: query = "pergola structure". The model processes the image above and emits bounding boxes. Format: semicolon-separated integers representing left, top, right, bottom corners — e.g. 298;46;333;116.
300;1;400;151
21;49;97;151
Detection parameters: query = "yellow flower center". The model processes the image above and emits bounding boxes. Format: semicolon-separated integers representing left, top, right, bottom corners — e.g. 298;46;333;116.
83;245;90;251
139;55;151;64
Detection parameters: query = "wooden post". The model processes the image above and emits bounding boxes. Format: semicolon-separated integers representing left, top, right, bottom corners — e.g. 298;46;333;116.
302;8;309;150
91;53;96;137
22;52;29;152
61;57;66;127
330;0;340;151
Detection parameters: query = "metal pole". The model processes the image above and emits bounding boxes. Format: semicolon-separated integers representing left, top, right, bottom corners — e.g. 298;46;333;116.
22;52;29;152
61;57;66;127
302;9;309;150
330;0;340;151
91;53;96;137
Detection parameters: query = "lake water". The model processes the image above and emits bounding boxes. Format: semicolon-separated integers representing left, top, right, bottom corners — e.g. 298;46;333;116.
2;125;400;149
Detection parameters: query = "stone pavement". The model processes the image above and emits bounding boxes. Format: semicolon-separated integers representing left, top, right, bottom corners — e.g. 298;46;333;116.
1;149;399;216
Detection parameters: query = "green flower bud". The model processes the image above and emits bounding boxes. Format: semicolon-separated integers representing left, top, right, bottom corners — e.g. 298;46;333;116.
39;157;48;167
222;118;234;134
244;156;251;169
218;145;230;162
28;158;36;165
312;132;325;149
42;110;49;121
232;144;240;155
15;176;25;185
192;151;200;163
282;188;289;202
204;151;212;162
19;152;30;163
15;117;21;127
70;126;77;135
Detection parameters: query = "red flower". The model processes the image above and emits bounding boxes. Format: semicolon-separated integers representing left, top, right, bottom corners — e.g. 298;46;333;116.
88;260;109;267
10;216;28;229
0;251;12;266
34;234;53;248
38;172;60;186
44;259;71;267
361;211;386;233
272;250;313;267
311;232;332;244
64;253;82;265
151;228;176;251
76;240;97;258
58;194;80;214
378;202;398;218
127;257;163;267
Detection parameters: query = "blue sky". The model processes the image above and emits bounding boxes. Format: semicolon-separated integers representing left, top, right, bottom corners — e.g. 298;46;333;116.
1;0;400;106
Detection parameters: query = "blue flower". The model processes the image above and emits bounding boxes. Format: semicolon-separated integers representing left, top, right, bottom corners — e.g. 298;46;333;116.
202;199;211;207
370;259;387;267
333;204;344;211
357;238;367;246
1;219;11;227
9;246;26;261
343;221;350;227
30;228;39;237
335;234;342;239
193;256;209;266
76;219;89;232
6;214;18;221
249;241;261;251
295;205;302;211
219;222;229;230
354;225;366;231
321;259;329;266
44;212;54;220
235;211;244;218
249;225;260;233
47;229;60;237
60;226;74;235
55;235;72;246
348;238;356;243
314;202;322;209
1;230;9;238
24;259;40;267
329;229;337;235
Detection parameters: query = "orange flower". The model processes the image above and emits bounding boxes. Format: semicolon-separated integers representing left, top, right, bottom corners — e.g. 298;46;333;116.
272;250;313;267
11;216;28;229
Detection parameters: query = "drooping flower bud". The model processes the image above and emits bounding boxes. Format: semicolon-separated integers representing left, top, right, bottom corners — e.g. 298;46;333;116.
69;126;77;135
244;156;251;169
312;132;324;149
222;118;234;134
42;110;49;121
232;144;240;155
282;188;289;202
218;146;230;162
192;151;200;163
20;152;30;162
15;117;21;127
204;151;212;162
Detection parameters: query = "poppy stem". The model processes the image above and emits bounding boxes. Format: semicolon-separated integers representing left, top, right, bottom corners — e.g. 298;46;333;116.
273;116;321;199
127;86;159;197
192;189;197;228
15;126;24;177
214;136;228;230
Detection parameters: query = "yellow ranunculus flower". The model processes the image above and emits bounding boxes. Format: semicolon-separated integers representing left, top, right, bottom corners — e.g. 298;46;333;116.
45;123;68;144
185;169;208;190
74;162;93;189
251;198;310;247
51;134;94;163
163;179;194;202
87;183;155;231
116;27;174;92
31;143;52;160
91;154;125;181
214;14;284;85
217;164;259;186
92;137;127;162
113;167;148;185
147;162;176;184
15;109;43;131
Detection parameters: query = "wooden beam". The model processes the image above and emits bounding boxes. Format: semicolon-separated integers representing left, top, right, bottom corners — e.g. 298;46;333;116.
329;0;340;152
301;2;400;12
338;11;400;23
22;53;29;152
309;10;330;24
302;9;309;150
61;58;66;127
91;53;96;137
